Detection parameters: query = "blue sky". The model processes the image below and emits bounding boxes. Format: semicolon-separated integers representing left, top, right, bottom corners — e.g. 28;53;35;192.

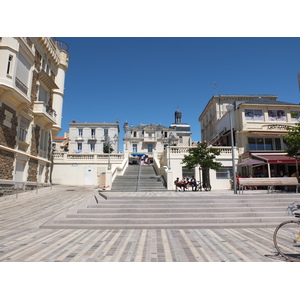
58;37;300;146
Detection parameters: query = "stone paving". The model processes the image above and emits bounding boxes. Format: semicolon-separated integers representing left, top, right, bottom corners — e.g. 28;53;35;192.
0;185;294;262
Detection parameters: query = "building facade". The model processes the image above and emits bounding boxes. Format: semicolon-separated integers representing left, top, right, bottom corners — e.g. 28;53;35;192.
0;37;69;186
123;109;192;163
68;121;120;154
200;95;300;180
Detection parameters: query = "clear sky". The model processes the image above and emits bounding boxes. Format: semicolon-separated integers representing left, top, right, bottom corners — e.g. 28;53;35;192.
58;37;300;147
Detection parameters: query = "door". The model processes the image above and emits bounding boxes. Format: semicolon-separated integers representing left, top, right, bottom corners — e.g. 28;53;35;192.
84;167;96;185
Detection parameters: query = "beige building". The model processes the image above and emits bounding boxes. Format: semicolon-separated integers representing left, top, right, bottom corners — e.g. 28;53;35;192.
200;95;300;179
123;109;192;164
0;37;69;187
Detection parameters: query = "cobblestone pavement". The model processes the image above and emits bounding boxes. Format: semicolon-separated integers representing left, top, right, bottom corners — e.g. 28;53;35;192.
0;185;290;262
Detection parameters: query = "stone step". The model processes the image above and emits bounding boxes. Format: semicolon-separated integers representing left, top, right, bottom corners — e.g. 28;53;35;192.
65;211;287;219
53;215;289;225
40;222;283;230
78;206;290;213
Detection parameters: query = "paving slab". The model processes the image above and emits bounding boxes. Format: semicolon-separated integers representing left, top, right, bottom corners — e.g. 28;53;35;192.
0;185;297;262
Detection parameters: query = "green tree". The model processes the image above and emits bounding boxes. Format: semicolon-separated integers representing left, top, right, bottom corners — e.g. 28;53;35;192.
103;143;114;153
181;142;222;190
283;123;300;157
283;122;300;179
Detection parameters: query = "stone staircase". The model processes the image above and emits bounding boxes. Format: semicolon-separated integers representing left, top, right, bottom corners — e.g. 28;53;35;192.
40;191;300;230
111;165;166;192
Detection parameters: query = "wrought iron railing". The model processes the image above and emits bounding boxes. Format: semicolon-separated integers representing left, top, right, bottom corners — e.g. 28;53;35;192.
15;77;28;95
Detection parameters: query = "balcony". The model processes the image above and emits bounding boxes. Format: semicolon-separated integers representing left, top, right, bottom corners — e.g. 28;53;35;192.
144;136;157;143
75;136;84;141
39;71;58;90
88;135;97;141
17;140;29;153
33;102;56;123
15;77;28;95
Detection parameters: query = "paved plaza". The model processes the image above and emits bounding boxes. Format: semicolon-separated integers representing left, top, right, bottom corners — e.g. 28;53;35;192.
0;185;297;262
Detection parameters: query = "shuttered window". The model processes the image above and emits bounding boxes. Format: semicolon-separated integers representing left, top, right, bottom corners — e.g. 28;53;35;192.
16;53;30;87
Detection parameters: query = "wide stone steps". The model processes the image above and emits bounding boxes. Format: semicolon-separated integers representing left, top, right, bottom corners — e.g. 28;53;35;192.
111;165;167;191
40;191;300;230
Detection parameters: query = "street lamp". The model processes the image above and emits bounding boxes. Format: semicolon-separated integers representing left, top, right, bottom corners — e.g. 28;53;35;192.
226;104;237;194
104;134;118;171
164;132;177;169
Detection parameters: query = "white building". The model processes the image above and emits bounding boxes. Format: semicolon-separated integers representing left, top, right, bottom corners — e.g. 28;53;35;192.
0;37;69;187
123;109;192;164
68;121;120;154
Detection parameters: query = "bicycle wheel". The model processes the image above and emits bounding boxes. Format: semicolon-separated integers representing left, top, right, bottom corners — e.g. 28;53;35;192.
273;220;300;262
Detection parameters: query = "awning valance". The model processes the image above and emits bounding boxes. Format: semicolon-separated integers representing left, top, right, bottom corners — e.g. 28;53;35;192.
253;154;300;164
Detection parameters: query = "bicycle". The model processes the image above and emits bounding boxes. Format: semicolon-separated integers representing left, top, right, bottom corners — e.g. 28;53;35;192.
273;202;300;262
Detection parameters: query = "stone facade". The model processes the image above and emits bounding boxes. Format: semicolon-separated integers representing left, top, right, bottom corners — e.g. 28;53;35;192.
0;103;18;148
27;158;38;182
0;37;69;186
0;149;14;180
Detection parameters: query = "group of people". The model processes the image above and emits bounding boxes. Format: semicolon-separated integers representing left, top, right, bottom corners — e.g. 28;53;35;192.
174;176;197;192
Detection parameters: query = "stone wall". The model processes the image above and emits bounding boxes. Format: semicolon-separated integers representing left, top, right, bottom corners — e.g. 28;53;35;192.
27;158;38;182
0;150;14;180
0;103;17;148
27;125;40;182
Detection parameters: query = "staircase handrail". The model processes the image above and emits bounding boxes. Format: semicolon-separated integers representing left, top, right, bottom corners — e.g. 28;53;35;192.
136;163;142;192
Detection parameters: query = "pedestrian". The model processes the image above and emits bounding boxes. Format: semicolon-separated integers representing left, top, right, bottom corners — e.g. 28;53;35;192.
190;176;197;191
174;177;180;191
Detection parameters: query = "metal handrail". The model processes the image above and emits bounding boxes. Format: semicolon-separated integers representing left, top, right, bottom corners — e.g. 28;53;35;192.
136;163;142;192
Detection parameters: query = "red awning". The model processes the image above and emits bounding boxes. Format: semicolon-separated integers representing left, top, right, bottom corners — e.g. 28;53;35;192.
254;154;300;164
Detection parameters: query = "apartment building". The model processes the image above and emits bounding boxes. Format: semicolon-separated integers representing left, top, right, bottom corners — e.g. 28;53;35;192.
68;121;120;154
199;95;300;178
0;37;69;185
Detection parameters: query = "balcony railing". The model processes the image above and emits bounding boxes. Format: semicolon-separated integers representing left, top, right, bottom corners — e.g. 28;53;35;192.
33;102;56;122
53;152;124;161
88;135;97;140
15;77;28;95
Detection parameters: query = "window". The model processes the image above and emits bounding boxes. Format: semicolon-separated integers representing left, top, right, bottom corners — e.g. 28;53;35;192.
77;143;82;153
104;129;108;135
19;118;29;142
16;53;30;90
91;128;95;139
39;130;48;151
78;128;83;138
164;132;168;138
132;144;137;152
148;133;152;137
291;111;300;122
133;131;137;137
148;144;153;153
216;167;232;179
90;143;95;153
38;85;49;104
268;110;286;121
7;55;13;75
248;137;276;151
245;109;263;121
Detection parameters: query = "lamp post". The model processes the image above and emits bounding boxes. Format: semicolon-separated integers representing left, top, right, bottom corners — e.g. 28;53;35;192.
164;132;176;169
104;134;118;171
226;104;237;194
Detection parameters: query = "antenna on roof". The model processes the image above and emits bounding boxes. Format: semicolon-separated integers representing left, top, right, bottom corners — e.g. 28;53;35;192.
212;81;218;94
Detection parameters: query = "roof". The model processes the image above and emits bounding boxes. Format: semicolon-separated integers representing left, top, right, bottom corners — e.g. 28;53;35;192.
242;98;298;106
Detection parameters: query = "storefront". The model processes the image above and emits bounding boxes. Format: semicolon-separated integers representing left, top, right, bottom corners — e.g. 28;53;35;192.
238;152;300;178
